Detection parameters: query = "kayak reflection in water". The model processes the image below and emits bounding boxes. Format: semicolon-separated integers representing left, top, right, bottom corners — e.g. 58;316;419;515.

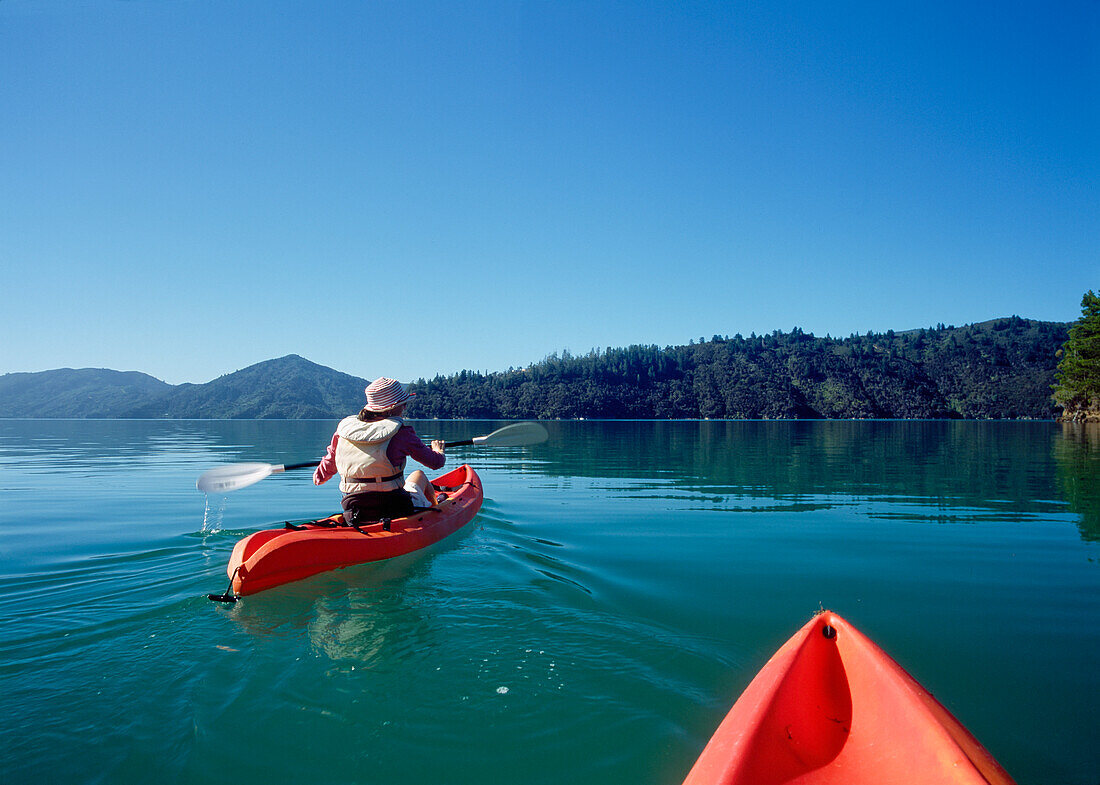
313;377;446;524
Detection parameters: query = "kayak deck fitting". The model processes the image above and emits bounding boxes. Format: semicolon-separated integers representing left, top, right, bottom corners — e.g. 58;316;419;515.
683;611;1017;785
211;464;483;600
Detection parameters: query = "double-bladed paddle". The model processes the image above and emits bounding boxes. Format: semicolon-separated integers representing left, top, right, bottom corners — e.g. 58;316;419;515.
196;421;548;494
441;421;548;448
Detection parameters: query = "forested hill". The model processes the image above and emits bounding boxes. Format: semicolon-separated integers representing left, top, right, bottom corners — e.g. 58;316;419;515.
409;317;1070;420
0;355;370;419
0;319;1071;419
0;368;172;418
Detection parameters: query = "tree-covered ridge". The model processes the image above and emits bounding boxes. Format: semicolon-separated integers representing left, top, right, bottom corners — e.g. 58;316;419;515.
0;320;1071;419
410;317;1069;420
1053;290;1100;422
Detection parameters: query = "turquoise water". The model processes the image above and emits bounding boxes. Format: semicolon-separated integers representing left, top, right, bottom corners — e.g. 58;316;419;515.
1;419;1097;785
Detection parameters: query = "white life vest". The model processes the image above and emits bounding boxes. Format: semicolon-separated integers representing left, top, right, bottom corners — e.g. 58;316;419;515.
335;416;405;494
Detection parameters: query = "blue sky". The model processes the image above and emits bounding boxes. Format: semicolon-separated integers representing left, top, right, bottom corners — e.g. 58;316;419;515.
2;1;1097;385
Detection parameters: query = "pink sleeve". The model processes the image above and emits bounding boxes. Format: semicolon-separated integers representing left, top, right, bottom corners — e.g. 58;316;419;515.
391;426;446;471
313;433;340;485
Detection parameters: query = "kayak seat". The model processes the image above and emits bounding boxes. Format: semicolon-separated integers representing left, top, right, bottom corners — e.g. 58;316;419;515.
285;517;342;531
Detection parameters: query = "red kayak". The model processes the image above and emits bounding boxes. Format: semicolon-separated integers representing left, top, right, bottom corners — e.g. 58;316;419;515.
683;611;1016;785
220;464;482;598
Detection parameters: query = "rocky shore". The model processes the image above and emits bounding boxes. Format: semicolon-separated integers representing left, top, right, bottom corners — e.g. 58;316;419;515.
1057;403;1100;423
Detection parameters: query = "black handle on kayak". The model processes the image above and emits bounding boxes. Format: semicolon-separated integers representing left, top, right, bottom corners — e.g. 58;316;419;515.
208;576;238;604
444;439;476;447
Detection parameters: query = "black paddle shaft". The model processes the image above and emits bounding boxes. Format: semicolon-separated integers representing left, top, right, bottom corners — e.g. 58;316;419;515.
284;460;322;470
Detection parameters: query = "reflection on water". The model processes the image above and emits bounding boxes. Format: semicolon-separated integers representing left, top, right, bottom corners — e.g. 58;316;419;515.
0;418;1089;541
0;418;1079;533
1054;423;1100;542
521;420;1072;532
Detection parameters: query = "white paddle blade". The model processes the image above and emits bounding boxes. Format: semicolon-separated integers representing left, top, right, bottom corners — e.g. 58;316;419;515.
479;422;549;447
196;462;279;494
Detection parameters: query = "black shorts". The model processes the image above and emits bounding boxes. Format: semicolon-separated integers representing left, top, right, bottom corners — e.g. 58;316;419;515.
341;488;414;525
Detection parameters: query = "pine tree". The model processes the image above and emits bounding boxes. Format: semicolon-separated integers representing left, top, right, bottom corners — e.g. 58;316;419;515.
1054;290;1100;418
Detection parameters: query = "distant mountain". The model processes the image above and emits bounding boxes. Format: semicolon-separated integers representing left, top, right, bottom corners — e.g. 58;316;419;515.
0;368;172;418
0;355;369;419
121;355;370;419
0;320;1075;419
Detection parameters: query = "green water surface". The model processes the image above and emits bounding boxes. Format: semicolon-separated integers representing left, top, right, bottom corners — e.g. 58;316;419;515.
1;420;1097;784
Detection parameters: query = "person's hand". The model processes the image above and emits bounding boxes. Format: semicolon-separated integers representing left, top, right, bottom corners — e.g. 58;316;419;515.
431;439;445;453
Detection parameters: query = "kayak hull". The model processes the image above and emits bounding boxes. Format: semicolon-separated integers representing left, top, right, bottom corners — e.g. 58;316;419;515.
226;464;482;597
684;611;1016;785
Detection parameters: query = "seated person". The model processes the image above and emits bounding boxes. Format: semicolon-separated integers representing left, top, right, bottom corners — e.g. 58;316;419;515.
313;377;445;524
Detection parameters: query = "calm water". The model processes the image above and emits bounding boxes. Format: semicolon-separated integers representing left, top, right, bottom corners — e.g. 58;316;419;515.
1;420;1098;785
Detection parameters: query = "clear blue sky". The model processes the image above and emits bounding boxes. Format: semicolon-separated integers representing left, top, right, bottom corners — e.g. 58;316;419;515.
2;1;1097;385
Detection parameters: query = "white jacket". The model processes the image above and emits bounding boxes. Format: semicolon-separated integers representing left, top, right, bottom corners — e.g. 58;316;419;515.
335;416;404;494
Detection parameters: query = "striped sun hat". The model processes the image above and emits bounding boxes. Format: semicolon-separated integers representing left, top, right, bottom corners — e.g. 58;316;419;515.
364;377;415;412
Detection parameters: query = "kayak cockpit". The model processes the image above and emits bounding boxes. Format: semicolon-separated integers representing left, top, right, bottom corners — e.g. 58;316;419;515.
209;464;483;601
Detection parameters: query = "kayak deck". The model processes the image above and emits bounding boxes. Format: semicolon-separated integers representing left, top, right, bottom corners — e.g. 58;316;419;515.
683;611;1016;785
224;464;482;597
